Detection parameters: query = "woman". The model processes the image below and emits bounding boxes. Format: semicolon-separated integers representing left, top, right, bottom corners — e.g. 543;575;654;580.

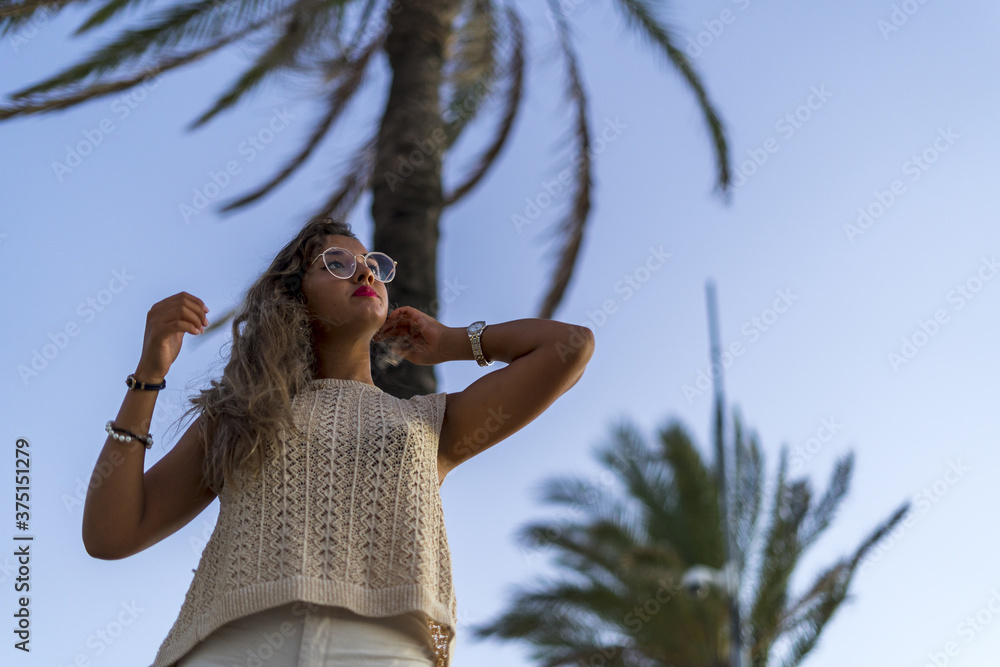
81;216;595;667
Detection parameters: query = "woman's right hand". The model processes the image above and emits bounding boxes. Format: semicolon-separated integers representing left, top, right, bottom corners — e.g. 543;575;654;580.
134;292;210;382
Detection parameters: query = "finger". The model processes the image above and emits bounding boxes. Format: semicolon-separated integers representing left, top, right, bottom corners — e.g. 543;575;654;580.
174;302;208;332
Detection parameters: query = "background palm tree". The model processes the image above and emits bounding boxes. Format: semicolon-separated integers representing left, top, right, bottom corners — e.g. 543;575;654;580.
1;0;732;397
469;401;909;667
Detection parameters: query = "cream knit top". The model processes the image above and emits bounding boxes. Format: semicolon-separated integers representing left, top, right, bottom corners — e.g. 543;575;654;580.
149;378;456;667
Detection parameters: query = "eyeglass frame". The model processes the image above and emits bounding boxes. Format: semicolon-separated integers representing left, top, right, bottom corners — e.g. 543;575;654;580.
309;246;398;283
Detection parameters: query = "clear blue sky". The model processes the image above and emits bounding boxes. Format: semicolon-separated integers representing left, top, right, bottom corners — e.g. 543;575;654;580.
2;2;999;666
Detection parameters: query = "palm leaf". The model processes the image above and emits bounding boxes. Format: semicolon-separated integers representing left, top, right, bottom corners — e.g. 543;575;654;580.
535;0;592;320
441;0;500;146
302;127;377;221
213;20;386;211
610;0;732;197
0;10;283;119
74;0;156;35
732;406;765;579
746;447;810;660
186;0;347;129
773;502;909;667
657;420;723;567
442;2;524;205
0;0;89;35
6;0;274;100
798;451;853;550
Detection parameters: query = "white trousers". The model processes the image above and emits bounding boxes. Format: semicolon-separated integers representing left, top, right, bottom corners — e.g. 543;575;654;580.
176;602;437;667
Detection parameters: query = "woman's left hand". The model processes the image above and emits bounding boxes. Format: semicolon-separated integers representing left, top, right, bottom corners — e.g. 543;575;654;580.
373;306;450;366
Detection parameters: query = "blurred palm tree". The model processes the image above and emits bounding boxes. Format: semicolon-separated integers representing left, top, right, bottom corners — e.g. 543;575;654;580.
471;404;909;666
1;0;732;396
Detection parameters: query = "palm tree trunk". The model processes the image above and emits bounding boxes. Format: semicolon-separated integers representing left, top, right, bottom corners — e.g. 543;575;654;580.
372;0;461;398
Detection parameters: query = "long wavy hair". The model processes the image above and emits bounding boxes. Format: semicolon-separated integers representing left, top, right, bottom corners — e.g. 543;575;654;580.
173;216;399;496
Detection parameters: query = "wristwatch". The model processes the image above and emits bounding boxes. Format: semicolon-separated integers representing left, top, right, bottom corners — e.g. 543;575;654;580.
466;321;493;367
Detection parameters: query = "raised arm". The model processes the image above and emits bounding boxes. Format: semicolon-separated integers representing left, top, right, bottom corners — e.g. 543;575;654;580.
82;292;213;559
435;319;595;483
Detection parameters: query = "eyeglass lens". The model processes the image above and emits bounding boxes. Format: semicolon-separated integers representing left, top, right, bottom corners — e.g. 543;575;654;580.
322;248;395;282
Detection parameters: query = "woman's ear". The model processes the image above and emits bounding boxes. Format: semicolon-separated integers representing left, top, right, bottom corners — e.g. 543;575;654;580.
282;271;305;303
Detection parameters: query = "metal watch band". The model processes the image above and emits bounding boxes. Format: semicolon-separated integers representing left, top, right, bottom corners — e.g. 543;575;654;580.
468;322;493;367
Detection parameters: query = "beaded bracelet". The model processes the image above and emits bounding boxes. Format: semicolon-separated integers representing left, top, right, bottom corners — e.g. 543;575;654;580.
105;420;153;449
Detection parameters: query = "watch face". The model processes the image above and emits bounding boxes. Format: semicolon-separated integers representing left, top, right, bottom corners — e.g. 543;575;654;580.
468;321;484;334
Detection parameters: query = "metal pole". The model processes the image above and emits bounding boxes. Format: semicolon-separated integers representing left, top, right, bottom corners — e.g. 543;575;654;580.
706;280;743;667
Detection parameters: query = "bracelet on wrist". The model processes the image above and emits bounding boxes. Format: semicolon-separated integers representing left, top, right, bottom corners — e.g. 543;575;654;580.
105;420;153;449
127;373;166;391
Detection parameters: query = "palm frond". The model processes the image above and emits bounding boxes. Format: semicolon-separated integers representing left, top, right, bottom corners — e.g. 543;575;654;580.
303;129;377;221
341;0;380;54
535;0;592;320
442;2;524;205
441;0;500;146
746;447;810;659
797;450;853;550
773;502;909;667
210;21;387;212
598;420;684;550
731;407;764;576
0;10;283;120
186;0;344;129
610;0;732;199
74;0;156;35
0;0;87;35
516;520;629;589
5;0;275;101
657;420;723;566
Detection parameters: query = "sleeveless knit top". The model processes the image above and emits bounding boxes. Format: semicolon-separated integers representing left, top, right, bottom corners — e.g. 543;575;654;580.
148;378;456;667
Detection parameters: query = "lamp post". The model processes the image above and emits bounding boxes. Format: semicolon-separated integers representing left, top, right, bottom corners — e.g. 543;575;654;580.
704;281;745;667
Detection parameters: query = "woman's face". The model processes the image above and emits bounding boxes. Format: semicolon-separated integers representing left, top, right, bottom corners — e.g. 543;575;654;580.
300;234;388;333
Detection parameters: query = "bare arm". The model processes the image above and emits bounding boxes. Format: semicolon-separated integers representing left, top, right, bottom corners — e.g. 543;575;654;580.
82;362;162;559
436;319;595;482
82;291;213;559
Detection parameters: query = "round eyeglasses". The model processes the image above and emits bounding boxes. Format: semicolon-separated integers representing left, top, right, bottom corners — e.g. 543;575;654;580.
310;247;397;283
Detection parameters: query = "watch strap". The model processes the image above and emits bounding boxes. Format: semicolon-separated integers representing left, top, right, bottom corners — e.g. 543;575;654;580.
468;322;493;367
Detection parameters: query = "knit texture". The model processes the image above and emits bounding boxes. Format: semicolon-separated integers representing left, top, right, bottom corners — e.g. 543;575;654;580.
149;378;455;667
